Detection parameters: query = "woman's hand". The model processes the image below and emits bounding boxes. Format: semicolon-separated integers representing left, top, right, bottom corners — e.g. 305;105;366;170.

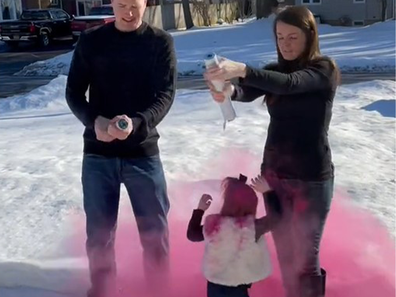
205;79;235;103
250;175;272;193
197;194;213;211
204;57;247;82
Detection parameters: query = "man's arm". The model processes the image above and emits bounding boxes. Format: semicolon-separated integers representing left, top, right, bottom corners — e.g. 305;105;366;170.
65;33;97;128
131;33;177;137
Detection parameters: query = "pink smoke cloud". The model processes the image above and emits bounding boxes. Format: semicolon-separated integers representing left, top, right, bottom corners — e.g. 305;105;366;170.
64;149;395;297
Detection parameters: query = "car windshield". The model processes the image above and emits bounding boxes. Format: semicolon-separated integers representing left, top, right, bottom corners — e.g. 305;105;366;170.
21;11;51;20
89;7;113;15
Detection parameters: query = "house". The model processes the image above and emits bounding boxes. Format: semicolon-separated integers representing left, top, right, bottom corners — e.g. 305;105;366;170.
291;0;395;26
0;0;23;21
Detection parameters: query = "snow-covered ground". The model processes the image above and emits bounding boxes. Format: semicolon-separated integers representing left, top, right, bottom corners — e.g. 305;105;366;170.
15;19;396;77
0;75;395;296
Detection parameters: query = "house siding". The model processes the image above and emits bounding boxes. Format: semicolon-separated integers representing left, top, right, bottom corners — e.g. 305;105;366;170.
298;0;365;23
297;0;394;25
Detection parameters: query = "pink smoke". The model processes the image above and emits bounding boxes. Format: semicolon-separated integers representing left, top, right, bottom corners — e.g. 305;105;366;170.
65;149;395;297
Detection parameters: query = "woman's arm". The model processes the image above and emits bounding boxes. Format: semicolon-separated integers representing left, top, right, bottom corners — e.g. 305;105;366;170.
230;62;278;103
231;84;266;103
241;60;335;95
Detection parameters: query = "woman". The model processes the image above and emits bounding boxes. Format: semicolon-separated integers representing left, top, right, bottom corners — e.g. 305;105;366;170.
204;6;339;297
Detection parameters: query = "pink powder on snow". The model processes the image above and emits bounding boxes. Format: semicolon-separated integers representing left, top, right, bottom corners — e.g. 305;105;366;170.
65;150;395;297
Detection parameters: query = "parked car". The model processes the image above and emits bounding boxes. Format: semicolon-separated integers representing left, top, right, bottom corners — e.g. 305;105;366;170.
0;9;73;48
71;5;115;41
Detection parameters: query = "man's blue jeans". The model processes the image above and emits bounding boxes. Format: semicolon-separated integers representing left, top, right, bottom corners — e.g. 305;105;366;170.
82;153;170;295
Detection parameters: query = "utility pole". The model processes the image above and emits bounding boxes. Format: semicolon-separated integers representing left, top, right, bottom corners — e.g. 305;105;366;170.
393;0;395;19
256;0;278;19
182;0;194;29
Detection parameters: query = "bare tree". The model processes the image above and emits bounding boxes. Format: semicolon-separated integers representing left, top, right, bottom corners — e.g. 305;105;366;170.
191;0;211;26
217;0;239;24
182;0;194;29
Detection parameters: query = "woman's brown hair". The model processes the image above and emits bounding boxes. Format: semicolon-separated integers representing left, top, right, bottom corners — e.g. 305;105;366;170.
266;6;340;96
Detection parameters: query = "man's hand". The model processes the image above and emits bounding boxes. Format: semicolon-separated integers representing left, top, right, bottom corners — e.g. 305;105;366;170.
197;194;213;211
108;115;133;141
94;116;115;142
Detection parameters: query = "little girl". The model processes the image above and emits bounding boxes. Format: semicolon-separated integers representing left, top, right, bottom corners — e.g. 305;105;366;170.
187;174;277;297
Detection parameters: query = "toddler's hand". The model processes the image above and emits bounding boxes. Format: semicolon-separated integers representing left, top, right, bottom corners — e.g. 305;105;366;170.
250;175;272;193
198;194;213;211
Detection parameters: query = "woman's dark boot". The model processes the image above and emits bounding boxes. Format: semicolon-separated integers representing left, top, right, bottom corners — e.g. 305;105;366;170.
299;268;326;297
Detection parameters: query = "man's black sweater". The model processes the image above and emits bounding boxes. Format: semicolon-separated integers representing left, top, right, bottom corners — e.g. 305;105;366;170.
66;22;176;158
232;59;337;181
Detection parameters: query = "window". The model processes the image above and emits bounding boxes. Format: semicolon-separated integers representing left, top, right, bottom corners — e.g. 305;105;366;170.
54;10;69;19
353;20;364;26
21;10;51;20
302;0;322;4
89;6;114;15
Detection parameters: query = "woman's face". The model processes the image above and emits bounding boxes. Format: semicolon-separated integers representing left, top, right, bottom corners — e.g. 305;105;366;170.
276;21;307;61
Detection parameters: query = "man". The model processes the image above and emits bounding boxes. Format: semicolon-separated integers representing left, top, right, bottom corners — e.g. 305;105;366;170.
65;0;176;296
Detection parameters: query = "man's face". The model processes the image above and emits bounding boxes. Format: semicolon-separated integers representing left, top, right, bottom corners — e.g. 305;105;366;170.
111;0;147;32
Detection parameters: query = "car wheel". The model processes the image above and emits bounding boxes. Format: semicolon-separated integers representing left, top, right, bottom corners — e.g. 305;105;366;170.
39;31;50;47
